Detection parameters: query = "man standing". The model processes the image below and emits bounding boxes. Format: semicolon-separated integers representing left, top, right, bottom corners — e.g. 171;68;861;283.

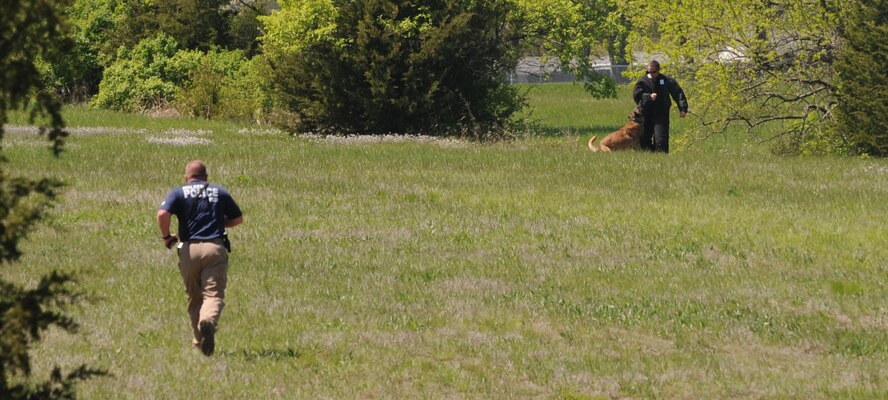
157;160;243;356
633;60;689;153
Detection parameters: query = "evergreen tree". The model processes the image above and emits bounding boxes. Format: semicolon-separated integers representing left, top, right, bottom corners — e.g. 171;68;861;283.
111;0;233;52
834;0;888;156
1;0;106;397
263;0;524;137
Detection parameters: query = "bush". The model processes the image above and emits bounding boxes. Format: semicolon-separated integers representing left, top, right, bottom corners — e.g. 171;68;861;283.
38;39;104;102
174;50;245;118
38;0;121;101
92;34;201;111
262;0;524;137
216;57;275;122
174;51;274;122
94;33;273;119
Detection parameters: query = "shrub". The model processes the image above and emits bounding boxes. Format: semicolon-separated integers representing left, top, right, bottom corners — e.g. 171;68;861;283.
174;50;245;118
216;57;275;122
174;51;273;122
39;0;121;101
262;0;524;137
92;34;201;111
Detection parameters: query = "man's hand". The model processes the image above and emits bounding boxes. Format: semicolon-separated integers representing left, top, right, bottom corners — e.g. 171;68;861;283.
650;92;658;101
163;234;179;249
680;111;687;118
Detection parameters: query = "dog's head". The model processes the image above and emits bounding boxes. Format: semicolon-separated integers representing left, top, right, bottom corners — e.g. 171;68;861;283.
628;106;644;123
629;95;654;122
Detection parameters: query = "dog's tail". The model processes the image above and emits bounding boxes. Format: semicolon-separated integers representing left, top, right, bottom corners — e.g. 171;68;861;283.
587;135;600;152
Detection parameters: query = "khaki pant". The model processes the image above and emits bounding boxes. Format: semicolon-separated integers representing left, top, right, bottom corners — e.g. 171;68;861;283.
178;239;228;346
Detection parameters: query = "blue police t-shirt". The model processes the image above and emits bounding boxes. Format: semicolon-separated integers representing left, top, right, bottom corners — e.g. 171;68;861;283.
159;180;242;241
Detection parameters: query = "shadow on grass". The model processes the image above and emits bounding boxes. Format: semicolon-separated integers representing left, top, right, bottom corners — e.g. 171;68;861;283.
527;123;624;138
220;347;304;361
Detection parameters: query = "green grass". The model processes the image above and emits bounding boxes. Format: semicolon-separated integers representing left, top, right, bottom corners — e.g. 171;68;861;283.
517;83;765;157
3;87;888;398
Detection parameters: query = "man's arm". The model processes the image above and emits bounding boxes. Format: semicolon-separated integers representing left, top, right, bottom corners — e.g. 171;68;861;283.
219;189;243;228
157;209;179;248
224;216;243;228
157;209;173;237
669;78;688;116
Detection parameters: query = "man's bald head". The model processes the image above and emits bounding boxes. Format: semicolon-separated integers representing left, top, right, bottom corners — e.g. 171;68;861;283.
185;160;208;182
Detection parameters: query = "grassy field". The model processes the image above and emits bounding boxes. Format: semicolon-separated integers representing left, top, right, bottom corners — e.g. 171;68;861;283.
3;84;888;398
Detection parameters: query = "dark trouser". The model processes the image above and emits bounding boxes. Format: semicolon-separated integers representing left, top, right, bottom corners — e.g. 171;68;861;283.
640;114;670;153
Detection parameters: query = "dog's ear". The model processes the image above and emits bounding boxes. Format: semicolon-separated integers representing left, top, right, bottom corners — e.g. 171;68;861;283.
629;105;645;121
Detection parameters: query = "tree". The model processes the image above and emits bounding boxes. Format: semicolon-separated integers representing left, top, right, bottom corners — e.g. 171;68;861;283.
106;0;270;54
833;0;888;156
262;0;524;137
511;0;620;97
110;0;233;52
227;0;273;57
1;0;105;397
38;0;119;102
624;0;846;154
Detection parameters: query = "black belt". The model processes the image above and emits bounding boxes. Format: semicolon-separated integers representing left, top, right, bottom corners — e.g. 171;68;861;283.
185;238;223;244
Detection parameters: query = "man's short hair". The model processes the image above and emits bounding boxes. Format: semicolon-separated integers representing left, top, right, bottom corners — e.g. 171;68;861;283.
648;60;661;72
185;160;208;180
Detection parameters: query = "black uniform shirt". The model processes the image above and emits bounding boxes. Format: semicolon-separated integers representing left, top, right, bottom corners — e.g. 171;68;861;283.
633;73;689;118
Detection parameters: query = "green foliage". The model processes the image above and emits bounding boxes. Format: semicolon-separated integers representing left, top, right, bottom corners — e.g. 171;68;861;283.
110;0;231;51
92;34;201;111
511;0;618;98
1;0;73;152
37;0;121;101
175;50;273;122
603;1;630;65
227;0;272;57
107;0;268;54
834;0;888;157
260;0;343;57
215;57;275;122
1;272;107;397
263;0;524;137
259;0;341;56
37;39;104;102
94;34;273;119
0;175;62;261
174;50;247;119
44;0;269;100
625;0;845;154
1;0;105;398
67;0;121;66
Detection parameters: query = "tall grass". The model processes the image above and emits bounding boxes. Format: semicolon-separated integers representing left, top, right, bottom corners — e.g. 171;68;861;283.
2;88;887;398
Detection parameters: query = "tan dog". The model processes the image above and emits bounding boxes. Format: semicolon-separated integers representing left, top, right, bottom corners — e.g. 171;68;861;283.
588;108;643;152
